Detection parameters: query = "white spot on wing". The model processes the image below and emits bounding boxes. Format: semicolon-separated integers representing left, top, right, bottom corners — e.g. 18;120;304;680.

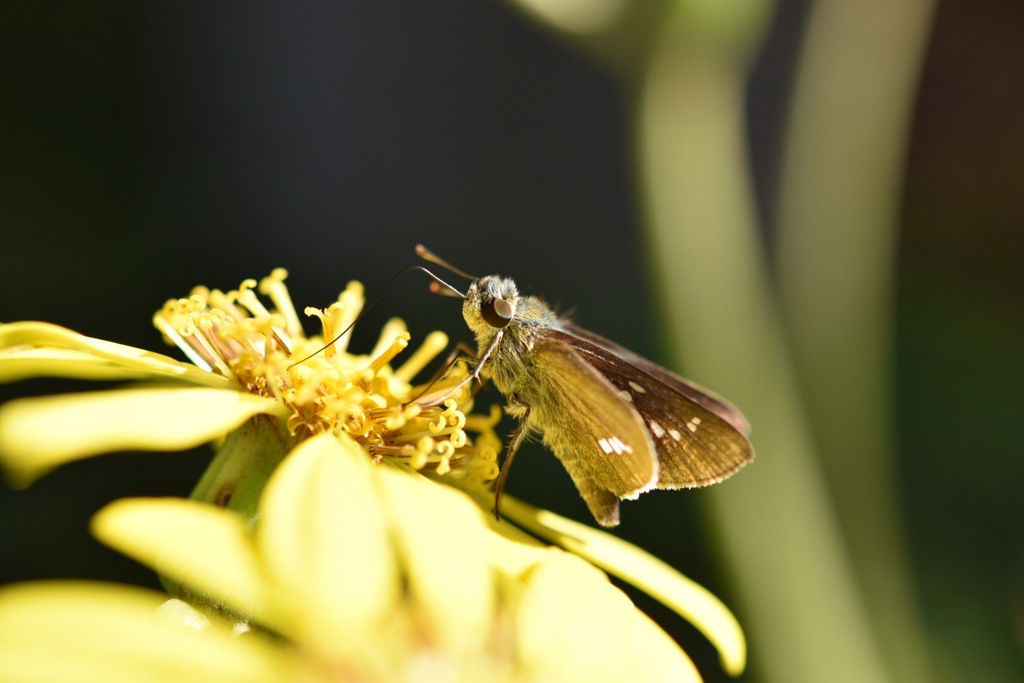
628;380;646;394
649;421;665;438
617;389;632;402
686;417;700;433
599;436;633;455
668;429;682;442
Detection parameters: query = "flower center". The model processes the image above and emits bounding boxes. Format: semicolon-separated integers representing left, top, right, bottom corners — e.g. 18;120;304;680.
153;269;500;489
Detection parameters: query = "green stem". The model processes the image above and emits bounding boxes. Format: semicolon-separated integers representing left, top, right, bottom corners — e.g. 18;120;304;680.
190;415;293;525
774;1;937;680
636;19;887;682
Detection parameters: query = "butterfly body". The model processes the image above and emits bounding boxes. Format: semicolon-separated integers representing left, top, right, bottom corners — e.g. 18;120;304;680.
463;275;753;527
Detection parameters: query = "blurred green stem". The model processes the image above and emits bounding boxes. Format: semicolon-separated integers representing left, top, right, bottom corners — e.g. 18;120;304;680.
775;1;937;681
636;8;887;682
503;0;937;678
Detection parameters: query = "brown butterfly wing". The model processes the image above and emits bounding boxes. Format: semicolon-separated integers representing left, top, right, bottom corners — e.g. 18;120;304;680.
546;325;754;489
561;323;751;435
529;335;659;527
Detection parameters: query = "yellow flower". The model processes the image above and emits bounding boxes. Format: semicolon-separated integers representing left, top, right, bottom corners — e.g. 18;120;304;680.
0;269;499;500
0;269;745;681
1;435;707;682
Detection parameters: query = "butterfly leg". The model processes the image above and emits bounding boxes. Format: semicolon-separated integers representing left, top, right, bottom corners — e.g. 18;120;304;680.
492;399;531;522
410;332;503;407
407;341;478;407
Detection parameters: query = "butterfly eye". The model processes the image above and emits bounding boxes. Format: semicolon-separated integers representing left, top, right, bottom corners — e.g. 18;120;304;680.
481;297;514;328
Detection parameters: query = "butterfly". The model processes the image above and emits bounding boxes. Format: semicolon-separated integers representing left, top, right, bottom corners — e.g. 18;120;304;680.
421;248;754;527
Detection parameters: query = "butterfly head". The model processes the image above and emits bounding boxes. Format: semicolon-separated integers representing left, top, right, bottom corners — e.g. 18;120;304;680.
463;275;520;340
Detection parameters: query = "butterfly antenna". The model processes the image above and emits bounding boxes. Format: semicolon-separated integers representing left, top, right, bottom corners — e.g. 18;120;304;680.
416;244;479;281
287;265;465;368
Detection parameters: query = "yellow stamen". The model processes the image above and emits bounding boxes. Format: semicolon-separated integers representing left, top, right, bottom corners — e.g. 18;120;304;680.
233;280;273;320
330;282;365;355
258;268;303;339
149;270;500;488
394;331;449;383
367;332;410;375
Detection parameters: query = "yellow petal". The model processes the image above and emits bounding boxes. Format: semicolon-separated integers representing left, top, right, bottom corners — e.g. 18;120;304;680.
375;465;495;657
0;322;234;389
628;609;706;682
256;433;399;657
91;499;280;628
0;386;284;486
0;581;298;683
0;348;172;383
484;518;553;575
515;552;700;682
501;494;746;676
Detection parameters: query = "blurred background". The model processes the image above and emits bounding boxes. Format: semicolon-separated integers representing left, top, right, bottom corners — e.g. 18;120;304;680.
1;1;1021;680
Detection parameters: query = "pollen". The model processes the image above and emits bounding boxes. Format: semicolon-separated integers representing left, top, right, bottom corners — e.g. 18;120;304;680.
153;271;501;489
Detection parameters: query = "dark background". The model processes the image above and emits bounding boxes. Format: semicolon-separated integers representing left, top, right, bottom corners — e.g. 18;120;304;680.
1;1;1021;680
